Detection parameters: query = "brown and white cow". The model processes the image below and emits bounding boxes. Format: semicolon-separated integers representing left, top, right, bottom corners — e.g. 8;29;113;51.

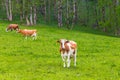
6;24;19;32
17;29;37;40
57;39;77;67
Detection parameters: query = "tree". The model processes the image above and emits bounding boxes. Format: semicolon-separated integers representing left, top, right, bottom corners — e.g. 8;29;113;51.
66;0;70;28
5;0;12;21
93;0;99;29
33;5;37;25
43;0;47;22
85;0;89;26
71;0;77;29
58;0;63;27
53;0;57;20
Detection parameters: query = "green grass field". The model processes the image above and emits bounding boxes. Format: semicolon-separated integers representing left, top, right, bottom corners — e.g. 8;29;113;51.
0;21;120;80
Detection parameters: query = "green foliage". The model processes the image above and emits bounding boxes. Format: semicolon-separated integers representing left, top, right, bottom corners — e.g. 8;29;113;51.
0;21;120;80
1;0;120;35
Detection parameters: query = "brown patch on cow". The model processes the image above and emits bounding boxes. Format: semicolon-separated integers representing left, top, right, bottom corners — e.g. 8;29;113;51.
70;42;77;49
64;43;70;51
60;48;65;54
6;24;19;31
18;29;37;36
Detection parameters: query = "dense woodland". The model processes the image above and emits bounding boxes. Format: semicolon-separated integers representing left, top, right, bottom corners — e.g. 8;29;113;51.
0;0;120;35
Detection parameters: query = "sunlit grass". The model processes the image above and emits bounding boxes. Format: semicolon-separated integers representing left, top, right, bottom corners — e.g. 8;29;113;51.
0;21;120;80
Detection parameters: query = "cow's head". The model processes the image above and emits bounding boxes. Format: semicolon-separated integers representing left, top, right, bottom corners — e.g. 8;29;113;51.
57;39;69;50
6;28;8;32
6;26;11;32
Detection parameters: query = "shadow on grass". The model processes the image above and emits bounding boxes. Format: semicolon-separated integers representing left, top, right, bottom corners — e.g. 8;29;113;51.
71;26;120;38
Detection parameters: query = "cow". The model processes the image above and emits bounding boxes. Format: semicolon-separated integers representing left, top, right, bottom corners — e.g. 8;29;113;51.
6;24;19;32
17;29;37;40
57;39;77;68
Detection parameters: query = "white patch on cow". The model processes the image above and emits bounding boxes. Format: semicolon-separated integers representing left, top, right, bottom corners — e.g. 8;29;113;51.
61;39;66;49
61;51;69;67
61;53;66;67
31;32;37;40
70;41;76;44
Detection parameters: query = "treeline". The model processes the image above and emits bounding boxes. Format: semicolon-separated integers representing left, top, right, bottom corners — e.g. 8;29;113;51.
0;0;120;35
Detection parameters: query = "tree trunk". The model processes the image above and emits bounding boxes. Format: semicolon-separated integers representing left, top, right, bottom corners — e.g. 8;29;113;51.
44;0;47;22
33;5;37;25
54;0;57;20
58;0;62;27
113;0;119;35
102;6;106;32
85;0;89;26
9;0;12;21
5;0;12;21
66;0;69;29
30;7;33;25
116;0;119;5
5;0;9;20
71;0;77;29
20;0;24;21
20;11;23;21
48;0;50;23
93;0;99;29
26;15;30;26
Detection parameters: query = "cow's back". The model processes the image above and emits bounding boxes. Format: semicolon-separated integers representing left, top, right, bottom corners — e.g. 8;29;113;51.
9;24;18;28
69;41;77;49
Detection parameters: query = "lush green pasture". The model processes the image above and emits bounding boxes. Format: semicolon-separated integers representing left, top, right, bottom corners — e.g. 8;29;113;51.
0;21;120;80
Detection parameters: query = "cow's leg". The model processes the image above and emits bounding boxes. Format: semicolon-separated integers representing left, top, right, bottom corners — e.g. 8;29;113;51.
75;49;77;66
32;36;36;40
6;28;8;32
73;49;77;67
34;35;37;40
32;36;35;40
11;28;13;31
32;32;37;40
25;36;27;39
73;54;76;67
67;53;71;68
61;54;66;67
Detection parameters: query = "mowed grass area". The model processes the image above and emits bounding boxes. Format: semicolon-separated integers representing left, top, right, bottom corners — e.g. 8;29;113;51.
0;21;120;80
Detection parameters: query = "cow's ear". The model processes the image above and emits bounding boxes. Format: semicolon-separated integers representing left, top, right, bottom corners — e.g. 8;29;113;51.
57;40;60;43
65;40;69;43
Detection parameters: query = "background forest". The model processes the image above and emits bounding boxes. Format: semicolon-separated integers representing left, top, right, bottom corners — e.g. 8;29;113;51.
0;0;120;35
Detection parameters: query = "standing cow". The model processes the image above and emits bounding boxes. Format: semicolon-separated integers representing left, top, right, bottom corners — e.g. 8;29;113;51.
57;39;77;68
17;29;37;40
6;24;19;32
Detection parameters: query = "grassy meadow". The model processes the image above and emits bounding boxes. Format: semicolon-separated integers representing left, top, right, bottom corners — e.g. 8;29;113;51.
0;21;120;80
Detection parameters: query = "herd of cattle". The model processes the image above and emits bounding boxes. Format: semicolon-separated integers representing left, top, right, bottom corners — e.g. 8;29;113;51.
6;24;77;68
6;24;37;40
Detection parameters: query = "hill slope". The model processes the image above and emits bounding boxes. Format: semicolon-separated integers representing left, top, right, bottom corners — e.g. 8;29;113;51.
0;22;120;80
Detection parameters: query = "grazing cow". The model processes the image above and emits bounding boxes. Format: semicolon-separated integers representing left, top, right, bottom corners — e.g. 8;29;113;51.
6;24;19;32
17;29;37;40
57;39;77;68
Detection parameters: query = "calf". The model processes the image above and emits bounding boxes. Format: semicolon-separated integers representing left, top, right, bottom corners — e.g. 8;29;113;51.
6;24;19;32
17;29;37;40
57;39;77;67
